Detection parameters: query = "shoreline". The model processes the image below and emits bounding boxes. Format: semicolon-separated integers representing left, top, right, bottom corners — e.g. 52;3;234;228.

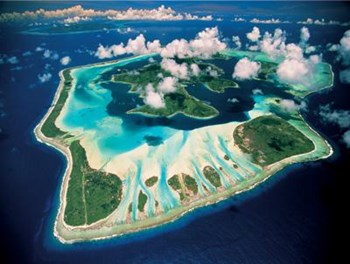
34;52;334;244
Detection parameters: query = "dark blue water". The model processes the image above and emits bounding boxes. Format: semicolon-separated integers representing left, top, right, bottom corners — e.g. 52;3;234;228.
1;2;349;263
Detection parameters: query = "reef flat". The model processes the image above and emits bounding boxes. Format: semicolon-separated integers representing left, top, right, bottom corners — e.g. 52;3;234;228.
35;50;333;243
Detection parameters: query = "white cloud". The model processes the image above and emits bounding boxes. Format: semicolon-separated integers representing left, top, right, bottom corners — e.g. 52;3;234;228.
22;51;32;56
0;5;212;22
298;18;350;27
116;27;134;34
208;69;218;77
161;58;188;79
246;27;261;42
277;59;309;84
160;38;190;58
227;97;239;103
7;56;18;64
95;44;113;59
300;26;310;43
279;99;300;112
63;16;90;24
158;76;177;93
340;69;350;84
305;46;316;54
233;57;261;80
319;104;350;128
60;56;71;65
35;46;44;52
38;72;52;83
259;28;286;58
338;30;350;66
143;83;165;109
250;18;289;24
95;34;161;59
343;130;350;148
190;63;200;76
276;43;321;85
233;17;246;22
327;43;339;52
96;27;226;60
232;35;241;49
252;88;263;95
43;49;59;60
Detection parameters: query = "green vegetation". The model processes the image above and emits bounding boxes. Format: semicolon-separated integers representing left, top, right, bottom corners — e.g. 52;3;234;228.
200;76;238;93
138;190;148;212
64;140;123;226
41;69;72;138
112;60;239;118
168;174;198;201
258;61;278;81
113;64;170;92
224;155;229;161
168;175;181;191
233;115;315;166
145;176;158;187
129;87;218;118
202;166;222;188
184;175;198;195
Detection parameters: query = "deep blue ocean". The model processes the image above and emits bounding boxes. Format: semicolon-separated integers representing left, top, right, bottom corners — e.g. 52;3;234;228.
1;2;350;263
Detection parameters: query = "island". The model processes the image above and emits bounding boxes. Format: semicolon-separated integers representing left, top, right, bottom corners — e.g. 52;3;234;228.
34;50;333;243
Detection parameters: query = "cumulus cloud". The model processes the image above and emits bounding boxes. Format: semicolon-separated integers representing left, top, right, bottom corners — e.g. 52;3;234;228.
233;57;261;80
246;27;261;42
319;104;350;128
116;27;134;34
250;18;289;24
7;56;18;64
297;18;350;27
327;43;339;52
0;5;212;23
252;88;263;95
38;72;52;83
232;35;241;49
43;49;59;60
340;69;350;84
343;130;350;148
277;59;309;84
305;46;316;54
300;26;310;43
60;56;71;65
259;28;286;58
338;30;350;66
143;84;165;109
22;51;32;56
35;46;44;52
164;26;226;59
233;17;246;22
161;58;188;79
318;104;350;148
190;63;200;76
279;99;300;112
95;34;161;59
158;76;178;93
227;97;239;103
208;68;219;77
96;27;226;60
63;16;90;24
272;40;321;86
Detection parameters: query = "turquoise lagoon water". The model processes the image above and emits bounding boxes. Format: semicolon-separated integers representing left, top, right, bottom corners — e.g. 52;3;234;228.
59;55;178;159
